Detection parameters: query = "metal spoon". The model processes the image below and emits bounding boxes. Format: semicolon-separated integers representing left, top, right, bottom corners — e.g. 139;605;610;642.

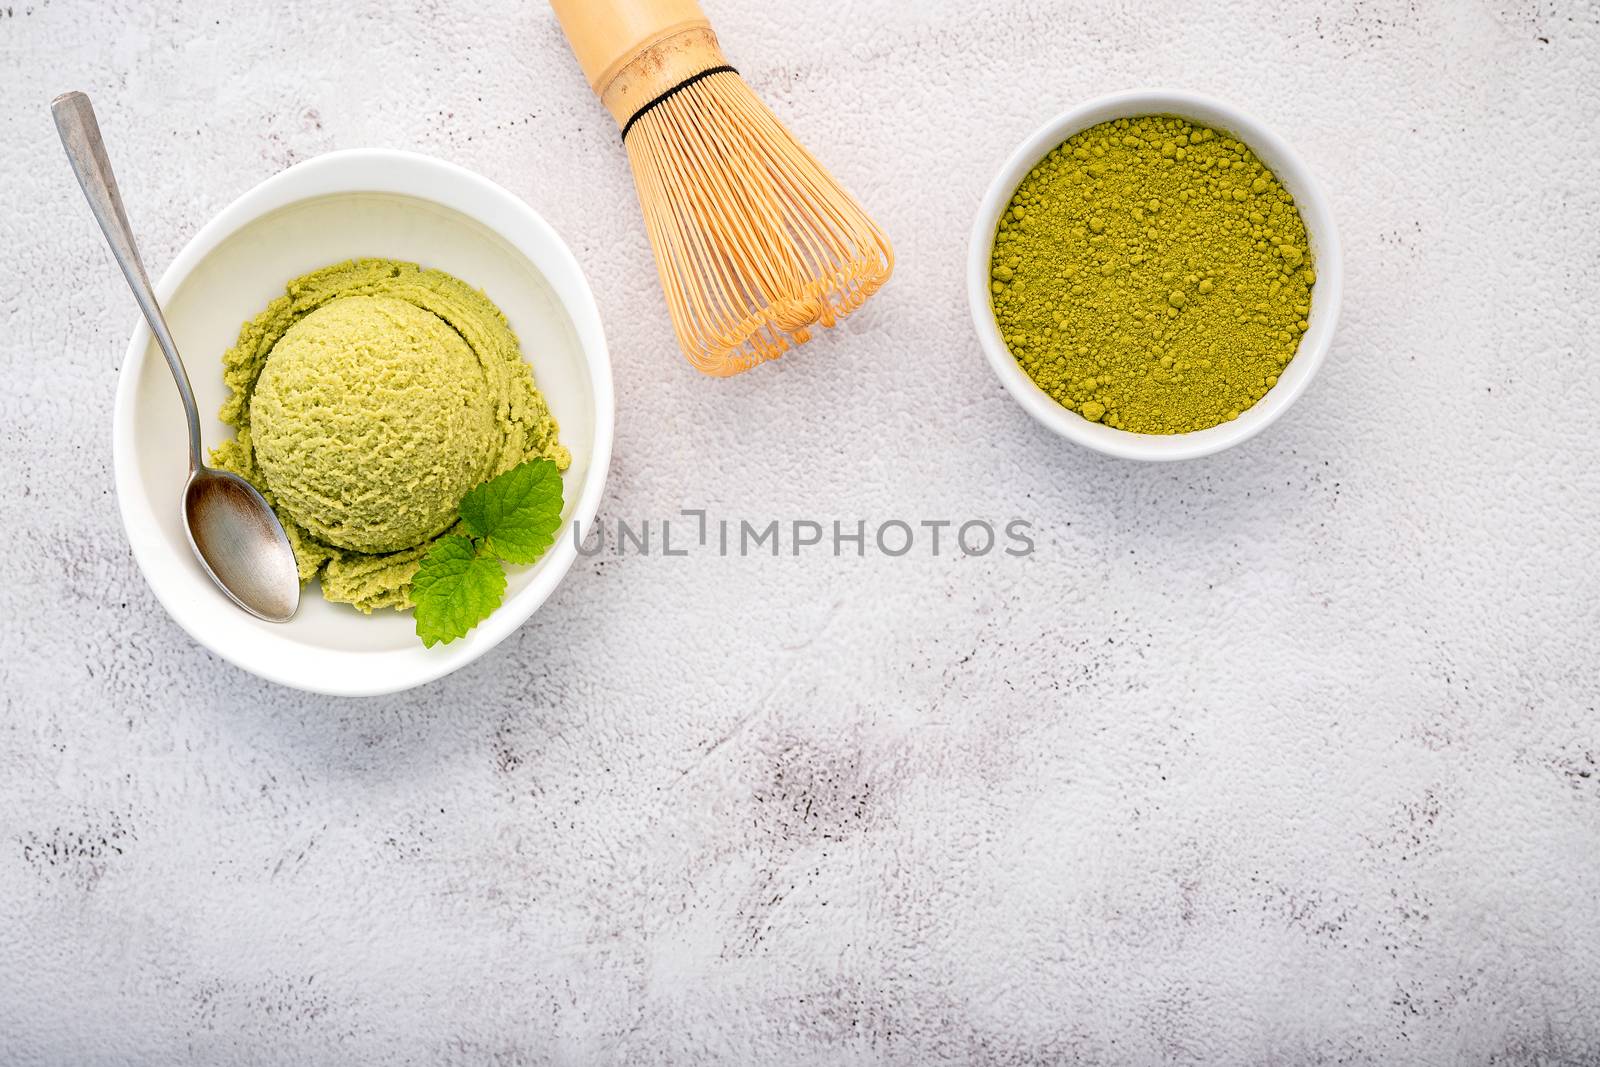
53;91;300;623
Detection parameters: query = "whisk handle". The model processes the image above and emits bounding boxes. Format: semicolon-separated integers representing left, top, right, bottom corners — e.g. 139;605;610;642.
551;0;709;93
550;0;729;129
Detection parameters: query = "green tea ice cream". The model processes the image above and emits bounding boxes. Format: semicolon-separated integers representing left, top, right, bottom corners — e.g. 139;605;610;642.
251;294;499;554
212;259;569;612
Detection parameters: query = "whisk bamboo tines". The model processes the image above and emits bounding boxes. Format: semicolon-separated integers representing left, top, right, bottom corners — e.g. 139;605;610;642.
550;0;893;376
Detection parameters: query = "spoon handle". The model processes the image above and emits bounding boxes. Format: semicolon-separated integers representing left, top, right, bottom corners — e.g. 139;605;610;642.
53;90;203;472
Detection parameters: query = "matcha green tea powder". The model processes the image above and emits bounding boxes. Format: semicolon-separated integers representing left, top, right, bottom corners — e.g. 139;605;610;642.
990;115;1315;434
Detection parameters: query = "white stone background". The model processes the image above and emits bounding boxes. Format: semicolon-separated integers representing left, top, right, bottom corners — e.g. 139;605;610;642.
3;0;1599;1063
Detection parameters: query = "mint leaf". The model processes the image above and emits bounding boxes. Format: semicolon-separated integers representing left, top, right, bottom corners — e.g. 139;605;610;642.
458;459;565;565
411;535;506;648
409;459;565;648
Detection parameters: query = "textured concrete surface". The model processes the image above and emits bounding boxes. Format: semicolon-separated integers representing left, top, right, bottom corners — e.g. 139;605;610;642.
3;1;1600;1064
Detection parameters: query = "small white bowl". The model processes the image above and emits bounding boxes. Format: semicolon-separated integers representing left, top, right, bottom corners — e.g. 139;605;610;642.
114;149;614;696
967;89;1342;460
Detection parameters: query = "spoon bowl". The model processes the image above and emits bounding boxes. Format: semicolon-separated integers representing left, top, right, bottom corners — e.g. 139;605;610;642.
184;470;300;623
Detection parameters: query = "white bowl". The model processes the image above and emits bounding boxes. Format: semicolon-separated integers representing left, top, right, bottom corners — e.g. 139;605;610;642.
114;149;614;696
967;89;1342;460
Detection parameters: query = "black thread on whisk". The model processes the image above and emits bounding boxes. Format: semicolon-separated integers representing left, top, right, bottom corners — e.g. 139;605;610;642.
620;65;739;142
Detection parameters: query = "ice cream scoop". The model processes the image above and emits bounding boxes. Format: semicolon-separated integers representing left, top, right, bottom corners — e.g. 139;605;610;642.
53;91;300;623
248;294;500;555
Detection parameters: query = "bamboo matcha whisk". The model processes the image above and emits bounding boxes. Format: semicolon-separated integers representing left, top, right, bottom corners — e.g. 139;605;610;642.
550;0;893;376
